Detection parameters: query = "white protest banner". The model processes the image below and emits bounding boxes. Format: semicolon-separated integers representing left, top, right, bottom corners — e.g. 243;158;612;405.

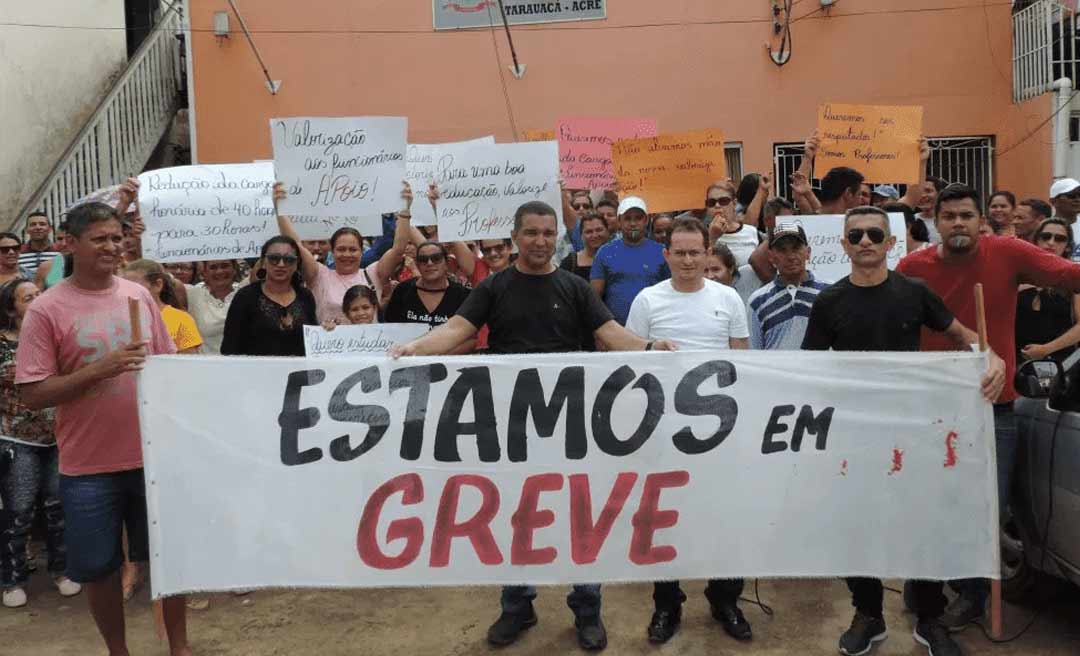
138;163;275;263
799;213;908;284
140;351;996;596
304;324;430;358
435;141;562;241
270;117;408;230
406;137;495;227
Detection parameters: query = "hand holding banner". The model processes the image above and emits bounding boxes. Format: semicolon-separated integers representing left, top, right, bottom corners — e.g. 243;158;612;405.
270;117;408;218
612;129;727;214
816;104;924;182
138;163;276;263
557;117;657;189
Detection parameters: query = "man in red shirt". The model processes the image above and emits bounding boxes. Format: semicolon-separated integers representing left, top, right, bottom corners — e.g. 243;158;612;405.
897;184;1080;630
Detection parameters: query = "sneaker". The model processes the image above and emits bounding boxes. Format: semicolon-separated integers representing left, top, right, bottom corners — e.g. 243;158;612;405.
838;612;887;655
941;594;984;632
575;614;607;651
711;602;752;641
914;619;964;656
53;576;81;597
486;604;538;646
2;587;27;608
647;607;681;643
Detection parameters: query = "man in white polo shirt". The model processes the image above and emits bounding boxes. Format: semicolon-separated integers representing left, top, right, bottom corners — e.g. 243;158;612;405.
625;215;752;646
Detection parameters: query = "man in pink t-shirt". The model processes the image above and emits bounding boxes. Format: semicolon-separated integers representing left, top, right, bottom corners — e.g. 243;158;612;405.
15;200;191;656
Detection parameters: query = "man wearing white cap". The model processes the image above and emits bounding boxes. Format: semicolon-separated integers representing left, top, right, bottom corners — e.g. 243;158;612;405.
1050;178;1080;260
590;196;670;325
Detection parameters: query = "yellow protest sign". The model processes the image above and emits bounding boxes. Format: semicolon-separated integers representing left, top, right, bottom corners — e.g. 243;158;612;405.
611;129;727;214
816;104;924;182
522;128;556;142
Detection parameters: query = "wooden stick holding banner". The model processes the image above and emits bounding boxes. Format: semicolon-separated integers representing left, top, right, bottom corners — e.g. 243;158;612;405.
130;297;166;639
974;283;1003;639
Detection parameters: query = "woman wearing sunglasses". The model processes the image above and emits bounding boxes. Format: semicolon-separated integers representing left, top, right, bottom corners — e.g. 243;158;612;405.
384;242;472;345
273;183;413;326
1015;218;1080;363
0;234;32;287
220;236;316;357
706;182;760;268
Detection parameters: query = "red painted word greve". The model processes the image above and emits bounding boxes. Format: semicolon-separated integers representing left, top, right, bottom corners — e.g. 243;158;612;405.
356;470;689;570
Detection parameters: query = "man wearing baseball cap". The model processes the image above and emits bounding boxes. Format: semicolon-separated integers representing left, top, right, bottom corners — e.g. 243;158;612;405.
1049;178;1080;260
870;185;900;207
590;196;670;325
747;220;829;350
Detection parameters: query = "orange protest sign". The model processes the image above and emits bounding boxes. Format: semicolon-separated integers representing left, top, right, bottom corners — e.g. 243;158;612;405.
522;128;556;142
815;104;924;183
611;129;727;214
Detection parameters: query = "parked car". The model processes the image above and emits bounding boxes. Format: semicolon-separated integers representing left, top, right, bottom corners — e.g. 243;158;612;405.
1006;356;1080;602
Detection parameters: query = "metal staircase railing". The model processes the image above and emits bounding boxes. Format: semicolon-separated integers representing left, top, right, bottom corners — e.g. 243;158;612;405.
11;1;184;231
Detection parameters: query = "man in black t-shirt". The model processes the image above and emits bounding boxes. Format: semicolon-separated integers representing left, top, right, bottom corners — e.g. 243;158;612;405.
392;201;675;652
802;206;1005;656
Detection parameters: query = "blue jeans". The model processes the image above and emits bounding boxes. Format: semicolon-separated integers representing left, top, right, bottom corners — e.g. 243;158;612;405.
59;469;149;584
500;584;602;619
0;442;65;588
953;402;1018;604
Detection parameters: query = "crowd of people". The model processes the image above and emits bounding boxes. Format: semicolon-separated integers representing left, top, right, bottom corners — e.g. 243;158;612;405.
2;131;1080;656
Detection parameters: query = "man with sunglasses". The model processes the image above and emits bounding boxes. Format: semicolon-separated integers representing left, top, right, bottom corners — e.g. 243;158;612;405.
803;205;1005;656
897;184;1080;636
747;222;827;350
1049;178;1080;260
392;200;675;652
591;197;670;326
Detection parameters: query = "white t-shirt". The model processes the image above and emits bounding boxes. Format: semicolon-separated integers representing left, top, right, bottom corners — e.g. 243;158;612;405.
715;223;760;267
625;279;749;349
185;283;239;355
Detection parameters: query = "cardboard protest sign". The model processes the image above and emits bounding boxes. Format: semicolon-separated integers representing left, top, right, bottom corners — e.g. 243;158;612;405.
612;129;727;214
522;129;556;142
141;351;996;596
270;117;408;230
406;137;495;227
799;213;909;284
816;104;924;182
556;117;657;189
304;323;429;358
138;163;275;263
436;141;562;241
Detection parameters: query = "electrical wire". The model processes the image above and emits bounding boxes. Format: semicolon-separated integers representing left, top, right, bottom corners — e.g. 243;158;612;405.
739;579;775;617
0;3;1014;35
997;88;1080;158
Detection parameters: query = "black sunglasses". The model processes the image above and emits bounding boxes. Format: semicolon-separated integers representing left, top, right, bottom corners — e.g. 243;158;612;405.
266;253;298;265
0;246;18;254
846;228;887;245
416;253;445;265
1037;231;1069;244
572;203;593;211
705;197;733;208
480;244;506;255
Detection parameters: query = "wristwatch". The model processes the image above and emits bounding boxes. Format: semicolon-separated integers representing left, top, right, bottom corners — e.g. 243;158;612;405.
645;341;655;351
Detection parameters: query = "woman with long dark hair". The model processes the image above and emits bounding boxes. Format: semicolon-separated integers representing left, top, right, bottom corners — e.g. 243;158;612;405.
221;236;316;356
560;213;610;280
1016;218;1080;362
988;191;1018;237
0;278;80;608
384;241;471;333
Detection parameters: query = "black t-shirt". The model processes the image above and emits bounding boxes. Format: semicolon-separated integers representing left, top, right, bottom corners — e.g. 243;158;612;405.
384;279;471;328
559;252;592;281
801;270;954;352
1015;287;1076;362
456;266;613;354
220;281;317;356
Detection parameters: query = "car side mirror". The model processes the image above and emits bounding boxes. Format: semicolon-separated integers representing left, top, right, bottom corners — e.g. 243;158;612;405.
1015;359;1062;399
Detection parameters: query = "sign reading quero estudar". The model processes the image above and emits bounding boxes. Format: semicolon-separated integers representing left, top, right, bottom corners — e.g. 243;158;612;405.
433;1;606;31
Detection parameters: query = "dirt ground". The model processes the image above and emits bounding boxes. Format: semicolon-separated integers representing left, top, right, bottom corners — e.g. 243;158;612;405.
3;575;1078;655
